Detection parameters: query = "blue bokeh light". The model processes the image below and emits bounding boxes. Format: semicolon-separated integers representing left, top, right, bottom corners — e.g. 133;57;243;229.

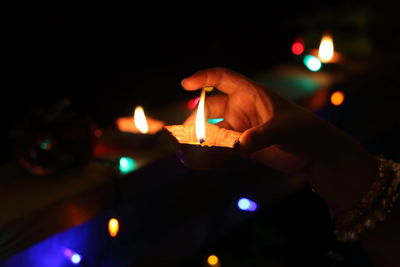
238;198;251;210
237;198;258;212
64;248;82;265
71;254;81;264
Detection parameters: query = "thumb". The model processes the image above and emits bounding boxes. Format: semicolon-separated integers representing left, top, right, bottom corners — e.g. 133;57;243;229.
239;117;287;153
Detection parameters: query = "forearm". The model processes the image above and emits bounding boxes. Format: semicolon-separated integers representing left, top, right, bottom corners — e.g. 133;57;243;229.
309;144;400;266
306;123;378;213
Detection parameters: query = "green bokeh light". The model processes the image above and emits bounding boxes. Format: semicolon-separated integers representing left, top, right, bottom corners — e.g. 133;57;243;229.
207;118;224;124
119;157;137;174
303;55;322;72
40;139;52;150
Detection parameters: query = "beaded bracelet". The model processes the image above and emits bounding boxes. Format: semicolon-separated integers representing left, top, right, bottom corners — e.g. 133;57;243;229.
332;155;400;243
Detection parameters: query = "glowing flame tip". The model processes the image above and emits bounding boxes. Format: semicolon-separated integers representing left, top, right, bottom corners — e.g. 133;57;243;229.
134;106;149;134
195;90;206;143
318;34;334;63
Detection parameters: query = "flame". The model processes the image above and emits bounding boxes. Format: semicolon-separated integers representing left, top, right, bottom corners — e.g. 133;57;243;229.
134;106;149;134
318;34;334;63
195;89;206;143
108;218;119;237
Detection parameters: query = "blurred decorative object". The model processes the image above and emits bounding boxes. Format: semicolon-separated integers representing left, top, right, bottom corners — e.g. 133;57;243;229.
10;99;94;176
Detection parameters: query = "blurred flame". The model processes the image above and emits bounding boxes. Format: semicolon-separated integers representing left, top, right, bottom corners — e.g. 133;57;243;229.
195;90;206;143
318;34;334;63
108;218;119;237
134;106;149;134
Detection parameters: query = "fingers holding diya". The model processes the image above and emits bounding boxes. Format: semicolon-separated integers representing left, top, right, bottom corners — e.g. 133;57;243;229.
164;88;241;171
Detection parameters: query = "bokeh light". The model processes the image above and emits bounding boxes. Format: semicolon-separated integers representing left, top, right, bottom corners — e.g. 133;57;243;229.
291;42;304;55
64;248;81;265
207;118;224;124
187;97;200;110
238;198;258;211
238;198;251;210
119;157;137;175
330;91;345;106
207;255;219;266
108;218;119;237
303;55;322;72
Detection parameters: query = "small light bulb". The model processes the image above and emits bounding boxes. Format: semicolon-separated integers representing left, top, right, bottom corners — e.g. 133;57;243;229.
207;254;219;266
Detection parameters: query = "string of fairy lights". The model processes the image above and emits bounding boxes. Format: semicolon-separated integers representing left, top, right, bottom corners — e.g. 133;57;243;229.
61;32;344;266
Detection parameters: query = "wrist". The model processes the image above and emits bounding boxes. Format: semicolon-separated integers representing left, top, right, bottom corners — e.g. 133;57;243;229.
307;128;378;213
333;156;400;243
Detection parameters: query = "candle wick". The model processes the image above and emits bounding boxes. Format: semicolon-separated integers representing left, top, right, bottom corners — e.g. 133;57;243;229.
199;138;205;144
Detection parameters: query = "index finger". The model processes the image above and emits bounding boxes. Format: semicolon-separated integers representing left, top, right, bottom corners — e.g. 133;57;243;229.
181;67;257;95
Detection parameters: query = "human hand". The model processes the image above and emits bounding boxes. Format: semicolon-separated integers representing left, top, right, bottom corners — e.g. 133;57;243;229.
182;67;377;213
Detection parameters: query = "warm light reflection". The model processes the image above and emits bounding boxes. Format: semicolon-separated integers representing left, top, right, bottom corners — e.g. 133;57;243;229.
108;218;119;237
331;91;345;106
207;255;219;266
195;89;206;143
134;106;149;134
318;34;334;63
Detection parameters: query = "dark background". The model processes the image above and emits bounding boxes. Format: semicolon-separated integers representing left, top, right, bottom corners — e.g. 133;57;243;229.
3;3;400;161
2;4;400;266
3;4;399;123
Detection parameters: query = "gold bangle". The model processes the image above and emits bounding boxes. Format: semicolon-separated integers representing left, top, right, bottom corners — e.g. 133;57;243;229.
332;155;400;243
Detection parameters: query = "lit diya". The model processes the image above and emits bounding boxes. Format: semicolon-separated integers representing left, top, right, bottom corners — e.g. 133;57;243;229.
115;106;165;146
164;88;241;170
309;33;342;64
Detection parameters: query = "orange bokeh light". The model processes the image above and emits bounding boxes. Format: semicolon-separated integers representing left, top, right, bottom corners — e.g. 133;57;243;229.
207;255;219;266
108;218;119;237
330;91;345;106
